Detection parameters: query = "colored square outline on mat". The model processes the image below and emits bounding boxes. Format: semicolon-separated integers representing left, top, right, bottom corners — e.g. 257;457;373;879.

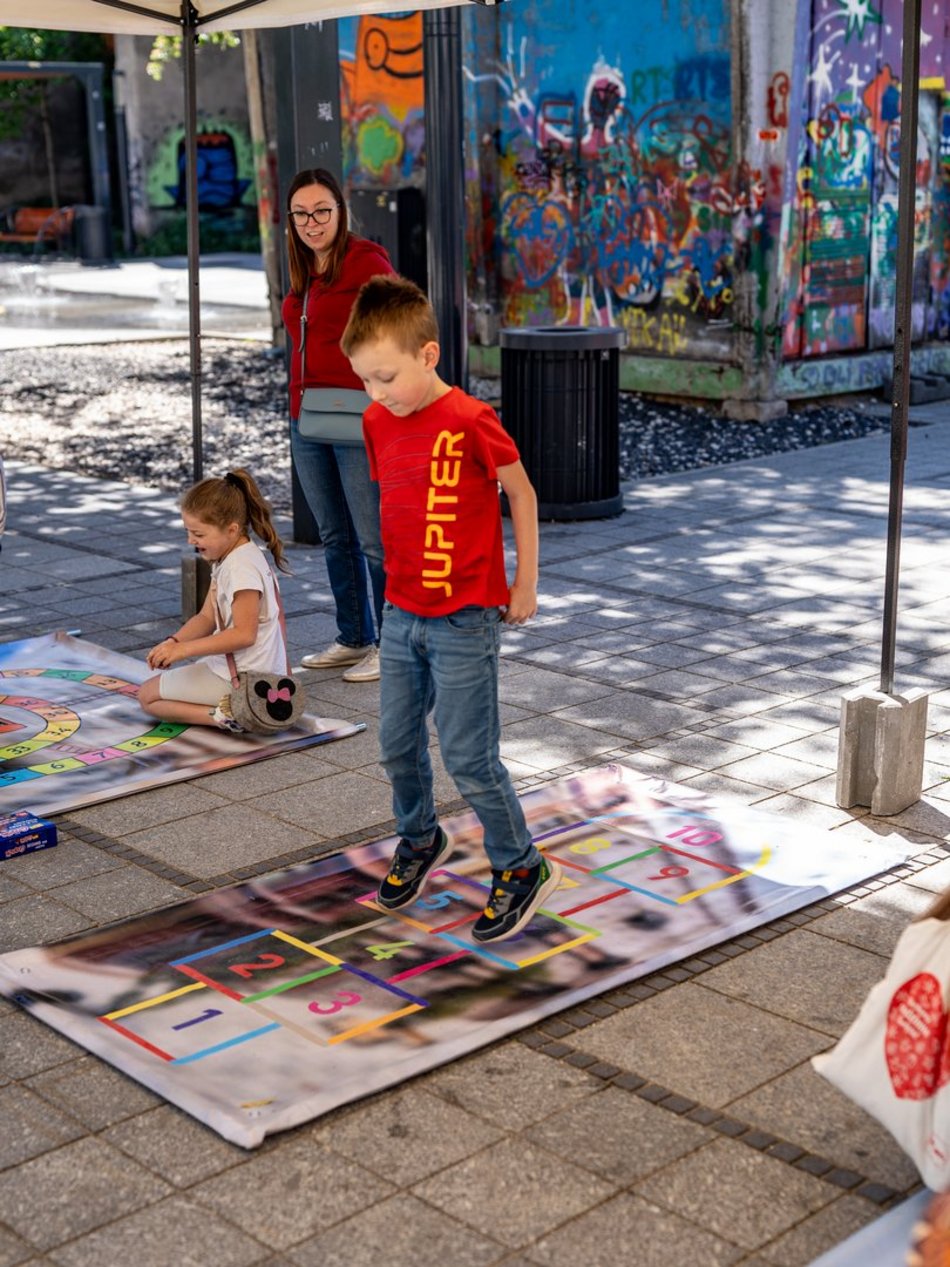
438;910;600;970
170;928;342;1002
311;920;471;986
356;868;489;934
245;960;429;1047
99;981;280;1064
534;864;640;919
597;844;773;905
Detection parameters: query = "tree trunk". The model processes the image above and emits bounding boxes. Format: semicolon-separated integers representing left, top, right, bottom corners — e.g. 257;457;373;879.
39;85;59;209
242;30;283;346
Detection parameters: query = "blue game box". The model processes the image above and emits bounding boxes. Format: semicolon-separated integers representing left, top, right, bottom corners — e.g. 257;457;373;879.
0;810;58;861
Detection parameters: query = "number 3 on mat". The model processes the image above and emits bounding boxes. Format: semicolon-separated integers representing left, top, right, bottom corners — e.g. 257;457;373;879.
308;990;362;1016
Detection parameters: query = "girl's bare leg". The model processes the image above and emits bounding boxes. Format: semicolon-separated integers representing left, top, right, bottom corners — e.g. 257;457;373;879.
138;676;219;728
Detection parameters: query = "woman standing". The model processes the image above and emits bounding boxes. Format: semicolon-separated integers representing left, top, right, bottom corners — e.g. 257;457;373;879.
283;168;394;682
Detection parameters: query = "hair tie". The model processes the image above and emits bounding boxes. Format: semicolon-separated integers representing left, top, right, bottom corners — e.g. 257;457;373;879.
224;472;241;489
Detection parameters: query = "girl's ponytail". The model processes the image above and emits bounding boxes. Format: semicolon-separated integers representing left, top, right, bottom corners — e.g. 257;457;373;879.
226;469;290;574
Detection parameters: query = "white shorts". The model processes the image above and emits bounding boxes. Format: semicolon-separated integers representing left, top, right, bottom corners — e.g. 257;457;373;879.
157;661;231;706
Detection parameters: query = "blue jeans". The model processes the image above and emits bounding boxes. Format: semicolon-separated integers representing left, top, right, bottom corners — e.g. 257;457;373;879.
379;603;538;873
290;418;385;647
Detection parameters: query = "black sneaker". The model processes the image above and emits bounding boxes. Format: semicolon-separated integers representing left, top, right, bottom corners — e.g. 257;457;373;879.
471;856;562;943
376;827;453;911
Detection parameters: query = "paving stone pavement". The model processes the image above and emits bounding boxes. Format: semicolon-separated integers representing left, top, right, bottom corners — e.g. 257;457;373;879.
3;404;950;1265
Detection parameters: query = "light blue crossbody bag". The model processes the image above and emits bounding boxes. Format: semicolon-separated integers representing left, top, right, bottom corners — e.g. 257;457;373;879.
296;281;370;446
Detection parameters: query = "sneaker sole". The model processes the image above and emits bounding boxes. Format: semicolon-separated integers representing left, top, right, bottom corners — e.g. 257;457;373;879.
301;648;371;669
375;830;454;911
471;858;563;943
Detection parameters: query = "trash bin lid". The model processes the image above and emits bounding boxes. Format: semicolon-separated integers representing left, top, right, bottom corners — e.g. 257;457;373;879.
499;325;626;352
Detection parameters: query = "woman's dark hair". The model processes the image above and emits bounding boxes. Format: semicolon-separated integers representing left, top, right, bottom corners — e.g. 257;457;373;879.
182;469;290;573
286;168;351;295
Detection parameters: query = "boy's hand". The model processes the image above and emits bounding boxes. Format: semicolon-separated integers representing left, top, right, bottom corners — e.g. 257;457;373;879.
147;638;184;669
504;580;537;625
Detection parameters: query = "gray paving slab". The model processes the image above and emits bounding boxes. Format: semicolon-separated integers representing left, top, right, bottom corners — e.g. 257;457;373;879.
524;1191;745;1267
698;929;889;1038
44;868;189;923
0;1137;171;1251
0;1085;86;1168
288;1194;505;1267
0;896;93;954
0;1227;34;1267
192;1134;395;1251
251;769;394;837
25;1056;160;1131
319;1085;504;1186
728;1062;920;1191
423;1043;600;1129
0;839;122;891
45;1196;268;1267
122;803;320;878
524;1085;712;1184
100;1106;245;1188
633;1136;836;1252
411;1136;618;1249
67;784;228;836
570;982;829;1107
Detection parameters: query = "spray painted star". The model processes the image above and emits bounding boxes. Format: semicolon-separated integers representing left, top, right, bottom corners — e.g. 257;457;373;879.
835;0;883;43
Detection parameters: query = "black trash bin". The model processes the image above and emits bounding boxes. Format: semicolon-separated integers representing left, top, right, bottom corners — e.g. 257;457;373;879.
74;205;113;264
500;325;626;520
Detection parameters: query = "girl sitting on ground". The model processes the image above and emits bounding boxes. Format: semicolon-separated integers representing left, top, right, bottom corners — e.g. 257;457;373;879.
139;469;290;733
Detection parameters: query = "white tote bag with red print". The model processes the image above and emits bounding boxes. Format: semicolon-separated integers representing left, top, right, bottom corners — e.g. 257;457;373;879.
813;915;950;1190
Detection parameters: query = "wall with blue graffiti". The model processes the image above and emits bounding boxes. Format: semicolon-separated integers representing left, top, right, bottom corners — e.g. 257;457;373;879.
780;0;950;361
334;1;950;387
462;0;735;360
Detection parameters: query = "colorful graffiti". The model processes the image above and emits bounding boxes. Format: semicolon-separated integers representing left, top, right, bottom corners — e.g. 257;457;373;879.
339;12;425;187
146;121;254;211
461;0;745;359
781;0;949;359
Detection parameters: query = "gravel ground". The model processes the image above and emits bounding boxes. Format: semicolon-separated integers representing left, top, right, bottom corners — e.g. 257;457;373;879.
0;339;890;514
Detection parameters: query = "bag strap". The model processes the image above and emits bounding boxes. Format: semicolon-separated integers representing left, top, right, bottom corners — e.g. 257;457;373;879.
298;280;310;379
212;569;292;688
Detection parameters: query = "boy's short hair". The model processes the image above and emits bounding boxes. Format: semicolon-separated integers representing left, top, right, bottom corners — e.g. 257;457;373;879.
341;274;440;358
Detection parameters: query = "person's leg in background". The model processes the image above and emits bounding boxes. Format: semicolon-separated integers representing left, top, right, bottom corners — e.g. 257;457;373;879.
290;420;375;663
334;442;386;681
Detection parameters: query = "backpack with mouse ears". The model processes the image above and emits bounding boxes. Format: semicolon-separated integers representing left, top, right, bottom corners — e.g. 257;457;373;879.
215;576;306;735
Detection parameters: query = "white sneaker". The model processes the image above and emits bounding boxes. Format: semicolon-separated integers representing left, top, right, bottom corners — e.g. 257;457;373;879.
301;642;372;670
342;646;381;683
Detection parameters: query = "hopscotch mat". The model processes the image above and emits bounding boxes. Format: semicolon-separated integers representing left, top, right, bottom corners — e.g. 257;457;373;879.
0;632;363;817
0;763;910;1148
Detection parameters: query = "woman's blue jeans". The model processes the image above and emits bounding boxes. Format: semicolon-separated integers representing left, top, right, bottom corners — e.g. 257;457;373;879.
379;603;538;874
290;418;385;647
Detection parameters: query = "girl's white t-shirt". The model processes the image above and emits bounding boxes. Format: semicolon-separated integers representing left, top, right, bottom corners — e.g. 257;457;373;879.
205;541;286;681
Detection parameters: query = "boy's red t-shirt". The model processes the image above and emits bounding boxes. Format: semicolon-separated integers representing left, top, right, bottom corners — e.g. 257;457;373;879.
363;387;521;616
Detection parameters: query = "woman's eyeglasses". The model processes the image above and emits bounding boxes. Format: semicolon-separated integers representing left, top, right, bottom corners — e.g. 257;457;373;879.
290;206;337;226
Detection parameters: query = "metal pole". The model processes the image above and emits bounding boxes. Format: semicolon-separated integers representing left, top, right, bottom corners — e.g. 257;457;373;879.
182;0;203;483
880;0;922;694
423;6;468;391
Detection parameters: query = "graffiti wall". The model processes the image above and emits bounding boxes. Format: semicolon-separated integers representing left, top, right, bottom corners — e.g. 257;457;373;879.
462;0;739;360
782;0;950;360
339;12;425;188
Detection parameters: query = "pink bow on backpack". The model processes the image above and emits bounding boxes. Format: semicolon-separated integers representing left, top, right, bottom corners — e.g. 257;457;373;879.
267;686;293;703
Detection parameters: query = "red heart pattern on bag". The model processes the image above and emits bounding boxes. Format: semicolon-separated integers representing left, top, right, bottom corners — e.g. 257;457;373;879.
885;972;949;1100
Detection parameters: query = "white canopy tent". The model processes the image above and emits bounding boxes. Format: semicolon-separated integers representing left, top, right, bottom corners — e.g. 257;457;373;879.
0;0;492;484
8;0;472;36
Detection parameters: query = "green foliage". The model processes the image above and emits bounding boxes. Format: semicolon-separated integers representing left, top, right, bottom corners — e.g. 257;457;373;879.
0;27;111;141
133;210;261;257
147;32;241;81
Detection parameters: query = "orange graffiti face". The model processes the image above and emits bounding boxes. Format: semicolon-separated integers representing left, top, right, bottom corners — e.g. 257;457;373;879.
354;14;424;114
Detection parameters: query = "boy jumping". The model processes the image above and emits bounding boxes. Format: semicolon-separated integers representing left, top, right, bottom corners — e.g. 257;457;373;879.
341;274;561;943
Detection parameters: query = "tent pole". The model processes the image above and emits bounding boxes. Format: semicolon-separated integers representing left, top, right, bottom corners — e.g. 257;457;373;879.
182;0;202;484
880;0;922;694
423;5;467;391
